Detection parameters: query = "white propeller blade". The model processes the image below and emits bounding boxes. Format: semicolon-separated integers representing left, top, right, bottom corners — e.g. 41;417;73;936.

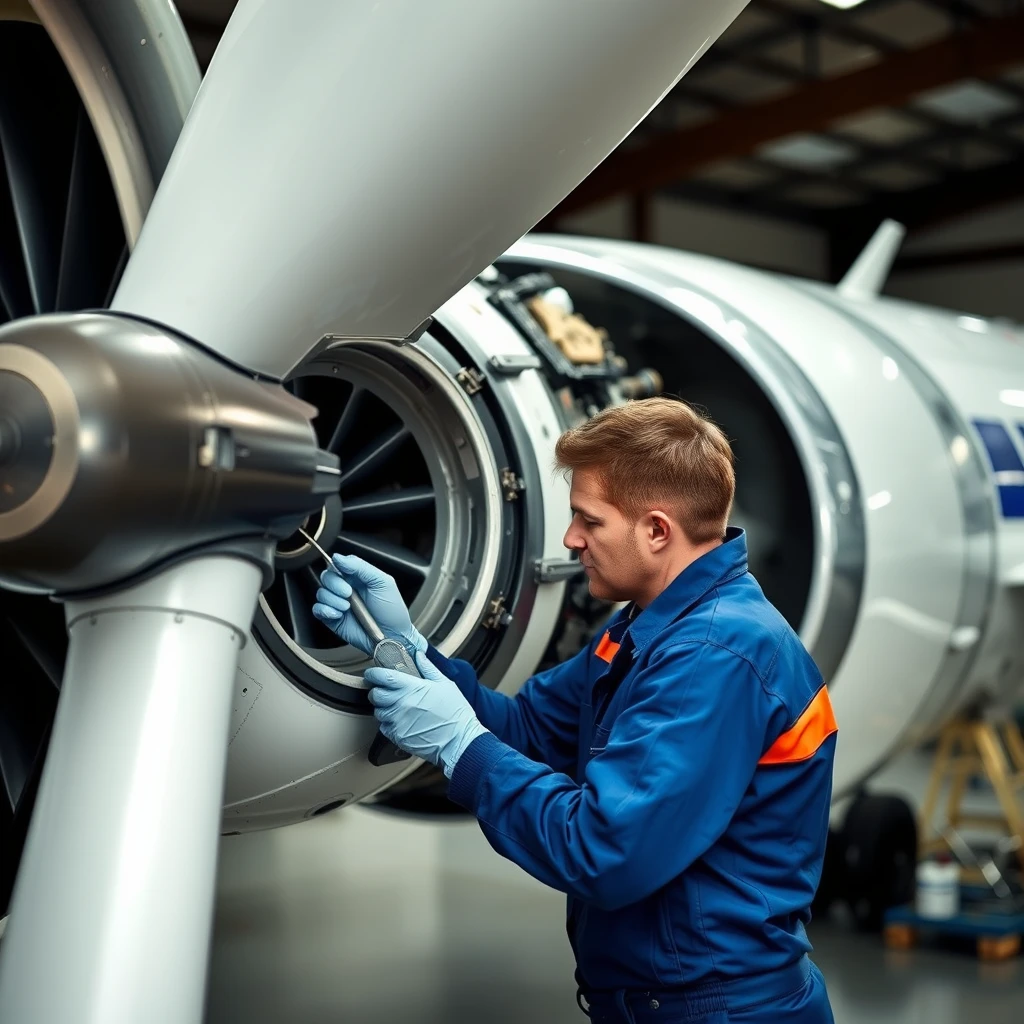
112;0;749;379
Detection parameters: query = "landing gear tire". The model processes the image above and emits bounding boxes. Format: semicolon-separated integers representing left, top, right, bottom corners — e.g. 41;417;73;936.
836;792;918;931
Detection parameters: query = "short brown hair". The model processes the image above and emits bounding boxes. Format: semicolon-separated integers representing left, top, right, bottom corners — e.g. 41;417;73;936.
555;397;735;544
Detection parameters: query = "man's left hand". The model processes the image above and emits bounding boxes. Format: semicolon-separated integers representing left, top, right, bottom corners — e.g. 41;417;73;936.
365;651;488;778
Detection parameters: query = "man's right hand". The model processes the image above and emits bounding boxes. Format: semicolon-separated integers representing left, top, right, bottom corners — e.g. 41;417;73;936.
312;553;427;657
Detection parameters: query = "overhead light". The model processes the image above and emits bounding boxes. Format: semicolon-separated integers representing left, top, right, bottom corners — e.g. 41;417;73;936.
818;0;869;8
882;357;899;381
915;81;1019;124
758;133;857;170
867;490;892;511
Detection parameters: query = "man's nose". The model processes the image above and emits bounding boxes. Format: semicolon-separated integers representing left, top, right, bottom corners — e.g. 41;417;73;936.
563;524;584;551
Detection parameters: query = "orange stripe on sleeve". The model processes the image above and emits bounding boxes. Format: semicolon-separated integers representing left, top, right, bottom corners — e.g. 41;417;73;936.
758;685;837;766
595;631;621;664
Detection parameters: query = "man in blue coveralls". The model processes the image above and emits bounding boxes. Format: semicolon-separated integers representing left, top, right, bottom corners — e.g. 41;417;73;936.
313;396;836;1022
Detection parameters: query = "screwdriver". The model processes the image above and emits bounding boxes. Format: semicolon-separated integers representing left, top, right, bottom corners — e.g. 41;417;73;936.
299;528;419;766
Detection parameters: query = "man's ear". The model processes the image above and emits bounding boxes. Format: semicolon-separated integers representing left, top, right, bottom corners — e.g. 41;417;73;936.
646;510;673;552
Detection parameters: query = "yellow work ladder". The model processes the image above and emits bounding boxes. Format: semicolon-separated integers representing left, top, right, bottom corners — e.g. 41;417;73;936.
918;715;1024;883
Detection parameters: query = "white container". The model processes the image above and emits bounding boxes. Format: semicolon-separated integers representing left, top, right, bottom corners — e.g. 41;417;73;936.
915;858;961;920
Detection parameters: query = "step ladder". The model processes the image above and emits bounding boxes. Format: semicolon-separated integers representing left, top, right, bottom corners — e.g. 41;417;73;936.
918;715;1024;886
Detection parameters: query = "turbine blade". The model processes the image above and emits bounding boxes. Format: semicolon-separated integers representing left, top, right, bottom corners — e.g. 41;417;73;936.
339;425;409;490
55;108;126;311
104;245;130;310
0;21;79;314
0;717;51;916
327;387;365;455
0;152;32;322
283;574;317;649
336;532;429;580
0;608;59;811
343;486;435;520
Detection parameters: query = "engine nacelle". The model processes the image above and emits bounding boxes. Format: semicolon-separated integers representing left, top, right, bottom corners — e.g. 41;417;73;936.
220;233;1024;828
498;235;1024;797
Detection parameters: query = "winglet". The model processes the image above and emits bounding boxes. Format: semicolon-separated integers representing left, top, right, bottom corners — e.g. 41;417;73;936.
837;219;906;301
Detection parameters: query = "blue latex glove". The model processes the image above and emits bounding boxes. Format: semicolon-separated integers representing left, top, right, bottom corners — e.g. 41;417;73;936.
312;554;427;657
365;650;488;778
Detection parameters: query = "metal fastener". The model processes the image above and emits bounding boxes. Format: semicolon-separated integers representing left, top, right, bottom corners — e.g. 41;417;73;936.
482;594;512;630
501;468;525;501
456;367;485;395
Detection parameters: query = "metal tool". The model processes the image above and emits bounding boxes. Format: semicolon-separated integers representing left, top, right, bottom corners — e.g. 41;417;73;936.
300;528;419;765
940;825;1013;899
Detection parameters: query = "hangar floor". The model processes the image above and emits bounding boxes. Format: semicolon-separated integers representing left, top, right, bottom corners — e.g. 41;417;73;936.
205;753;1024;1024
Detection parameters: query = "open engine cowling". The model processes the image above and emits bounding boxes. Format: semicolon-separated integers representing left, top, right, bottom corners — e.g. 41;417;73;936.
498;235;1024;799
221;269;656;829
224;230;1024;825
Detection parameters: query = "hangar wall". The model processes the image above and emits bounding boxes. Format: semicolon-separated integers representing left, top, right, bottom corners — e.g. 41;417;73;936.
556;195;829;280
888;197;1024;323
556;195;1024;324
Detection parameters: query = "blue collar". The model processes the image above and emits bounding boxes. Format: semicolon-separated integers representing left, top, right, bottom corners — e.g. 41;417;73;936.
624;527;749;655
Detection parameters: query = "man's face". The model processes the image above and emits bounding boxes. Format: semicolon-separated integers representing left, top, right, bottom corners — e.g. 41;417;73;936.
563;468;648;604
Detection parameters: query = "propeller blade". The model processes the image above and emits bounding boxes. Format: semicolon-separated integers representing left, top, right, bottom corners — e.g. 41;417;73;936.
111;0;749;378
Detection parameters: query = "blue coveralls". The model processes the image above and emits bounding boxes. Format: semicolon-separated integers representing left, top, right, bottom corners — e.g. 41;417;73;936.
427;527;836;1022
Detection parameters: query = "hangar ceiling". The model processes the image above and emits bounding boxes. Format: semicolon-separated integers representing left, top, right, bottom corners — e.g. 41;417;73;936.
177;0;1024;282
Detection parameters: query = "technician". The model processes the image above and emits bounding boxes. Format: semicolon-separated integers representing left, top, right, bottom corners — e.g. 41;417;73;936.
313;396;837;1023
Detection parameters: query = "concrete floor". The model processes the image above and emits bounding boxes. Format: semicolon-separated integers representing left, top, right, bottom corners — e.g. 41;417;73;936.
204;754;1024;1024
